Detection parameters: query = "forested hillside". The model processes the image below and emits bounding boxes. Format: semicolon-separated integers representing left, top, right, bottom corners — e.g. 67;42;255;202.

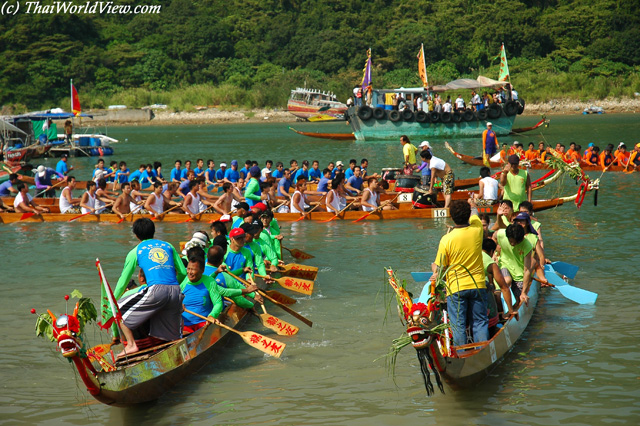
1;0;639;111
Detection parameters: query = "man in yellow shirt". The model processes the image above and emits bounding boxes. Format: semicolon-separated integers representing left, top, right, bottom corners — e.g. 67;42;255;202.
432;199;488;346
400;135;418;174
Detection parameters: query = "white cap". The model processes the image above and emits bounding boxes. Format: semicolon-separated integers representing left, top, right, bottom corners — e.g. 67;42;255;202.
220;162;227;167
37;165;46;177
513;140;519;145
618;142;624;147
261;167;272;177
336;160;344;166
419;141;431;148
486;122;493;127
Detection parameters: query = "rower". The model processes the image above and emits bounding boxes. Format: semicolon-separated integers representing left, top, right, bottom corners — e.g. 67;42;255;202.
224;160;241;185
213;182;243;215
482;238;517;319
244;166;265;207
34;165;65;198
518;201;544;249
614;144;630;167
80;181;98;214
308;160;322;182
627;143;640;171
474;166;499;206
115;161;130;189
259;209;284;261
421;150;454;208
290;179;310;214
431;199;488;346
582;143;595;163
58;176;79;214
223;228;254;280
177;170;196;198
95;178;116;213
209;220;228;252
499;155;531;211
204;160;217;190
345;166;364;196
231;202;250;229
513;212;548;285
584;146;600;166
0;173;19;197
491;199;514;232
326;175;350;213
183;180;206;219
170;160;182;183
361;177;380;211
144;182;166;217
316;169;332;193
204;244;262;304
113;218;187;356
193;159;205;178
293;160;310;184
493;224;534;306
112;182;134;220
524;143;539;162
240;221;269;276
600;144;615;169
13;182;50;214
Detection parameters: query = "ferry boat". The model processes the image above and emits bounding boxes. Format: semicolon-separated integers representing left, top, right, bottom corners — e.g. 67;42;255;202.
287;88;348;121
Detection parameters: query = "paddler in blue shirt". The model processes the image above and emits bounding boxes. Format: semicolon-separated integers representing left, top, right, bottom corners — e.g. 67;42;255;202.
113;218;187;357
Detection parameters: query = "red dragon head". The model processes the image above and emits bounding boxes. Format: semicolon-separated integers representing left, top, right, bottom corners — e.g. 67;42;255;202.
406;302;440;349
48;303;83;358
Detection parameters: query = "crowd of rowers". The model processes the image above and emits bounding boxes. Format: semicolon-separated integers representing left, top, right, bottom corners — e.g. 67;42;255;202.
112;203;293;356
482;122;640;170
0;156;399;216
431;196;549;348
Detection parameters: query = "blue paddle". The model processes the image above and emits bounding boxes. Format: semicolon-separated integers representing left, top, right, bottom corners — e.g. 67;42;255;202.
411;272;433;282
550;261;579;279
541;265;598;305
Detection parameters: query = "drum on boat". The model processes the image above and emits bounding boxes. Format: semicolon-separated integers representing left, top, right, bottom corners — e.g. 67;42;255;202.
381;168;403;182
412;185;438;208
394;175;421;193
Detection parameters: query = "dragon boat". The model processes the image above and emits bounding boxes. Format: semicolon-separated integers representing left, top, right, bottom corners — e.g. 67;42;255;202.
444;142;630;173
35;296;262;406
384;268;541;392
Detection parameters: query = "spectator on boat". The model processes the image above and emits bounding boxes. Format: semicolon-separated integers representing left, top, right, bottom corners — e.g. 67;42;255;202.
416;95;424;111
427;95;434;112
59;176;80;214
471;91;481;111
13;182;49;213
366;84;373;106
35;165;66;198
42;118;52;133
442;98;452;113
346;96;354;107
398;97;408;112
493;223;533;306
482;238;517;320
55;154;73;176
434;94;442;113
499;155;531;211
482;122;499;161
431;199;488;346
356;87;363;106
113;218;187;356
475;167;499;206
422;150;454;208
401;135;419;174
64;120;73;143
511;86;519;101
455;94;465;112
0;173;19;197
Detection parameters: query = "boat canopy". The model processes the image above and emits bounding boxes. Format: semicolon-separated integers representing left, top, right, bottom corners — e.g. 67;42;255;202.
9;111;94;121
0;120;27;135
375;76;508;94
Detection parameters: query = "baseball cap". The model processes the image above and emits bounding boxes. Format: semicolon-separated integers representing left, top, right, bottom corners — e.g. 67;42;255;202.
231;160;238;166
512;141;519;146
37;165;46;177
252;202;267;212
220;162;227;167
240;222;257;235
419;141;431;149
61;154;68;158
229;228;245;239
618;142;624;148
250;166;261;177
181;231;209;255
587;143;594;148
514;212;538;235
636;143;640;149
486;122;493;127
336;160;344;166
220;214;231;222
508;154;520;165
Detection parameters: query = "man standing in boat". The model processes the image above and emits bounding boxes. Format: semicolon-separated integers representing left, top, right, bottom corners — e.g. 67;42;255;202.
431;199;488;346
482;122;499;165
114;218;187;356
500;155;531;211
400;135;418;175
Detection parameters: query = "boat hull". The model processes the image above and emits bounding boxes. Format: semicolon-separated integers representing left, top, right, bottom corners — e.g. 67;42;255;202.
431;280;540;389
287;101;347;121
347;107;517;141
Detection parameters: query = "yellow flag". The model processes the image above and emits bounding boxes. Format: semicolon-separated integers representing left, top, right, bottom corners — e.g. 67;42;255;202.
417;44;428;88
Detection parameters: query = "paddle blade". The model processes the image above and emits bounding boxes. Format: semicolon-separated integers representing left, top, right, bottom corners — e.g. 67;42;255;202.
319;216;337;223
279;264;318;280
276;277;314;295
294;215;306;222
19;212;36;221
287;248;314;260
238;330;286;358
352;212;371;223
411;272;433;282
551;261;579;279
555;284;598;305
258;313;299;336
265;290;296;305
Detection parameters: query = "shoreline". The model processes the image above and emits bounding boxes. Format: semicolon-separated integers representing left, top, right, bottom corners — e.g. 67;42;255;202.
88;98;640;127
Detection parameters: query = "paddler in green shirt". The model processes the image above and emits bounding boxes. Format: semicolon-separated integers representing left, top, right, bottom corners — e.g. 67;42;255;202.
499;155;531;211
494;223;533;306
259;208;284;261
223;227;255;280
482;238;517;319
240;222;269;276
244;166;267;208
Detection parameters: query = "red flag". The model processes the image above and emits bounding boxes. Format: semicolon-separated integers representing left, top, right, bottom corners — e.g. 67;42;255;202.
71;84;81;116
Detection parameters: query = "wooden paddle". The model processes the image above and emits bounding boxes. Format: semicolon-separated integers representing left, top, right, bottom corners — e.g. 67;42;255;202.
223;297;299;336
18;212;39;221
256;274;314;296
282;246;314;260
152;203;182;221
320;199;357;222
116;201;145;224
294;194;326;222
67;202;114;222
180;211;204;223
228;272;312;327
353;192;400;223
184;309;286;358
265;290;297;305
277;263;318;280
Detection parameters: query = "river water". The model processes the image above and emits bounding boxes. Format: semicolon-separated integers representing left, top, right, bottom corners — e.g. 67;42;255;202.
1;114;639;425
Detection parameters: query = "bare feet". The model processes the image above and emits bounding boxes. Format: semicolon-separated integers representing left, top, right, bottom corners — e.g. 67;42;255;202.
116;342;139;358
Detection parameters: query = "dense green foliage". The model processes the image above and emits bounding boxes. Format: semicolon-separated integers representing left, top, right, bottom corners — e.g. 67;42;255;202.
1;0;639;111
